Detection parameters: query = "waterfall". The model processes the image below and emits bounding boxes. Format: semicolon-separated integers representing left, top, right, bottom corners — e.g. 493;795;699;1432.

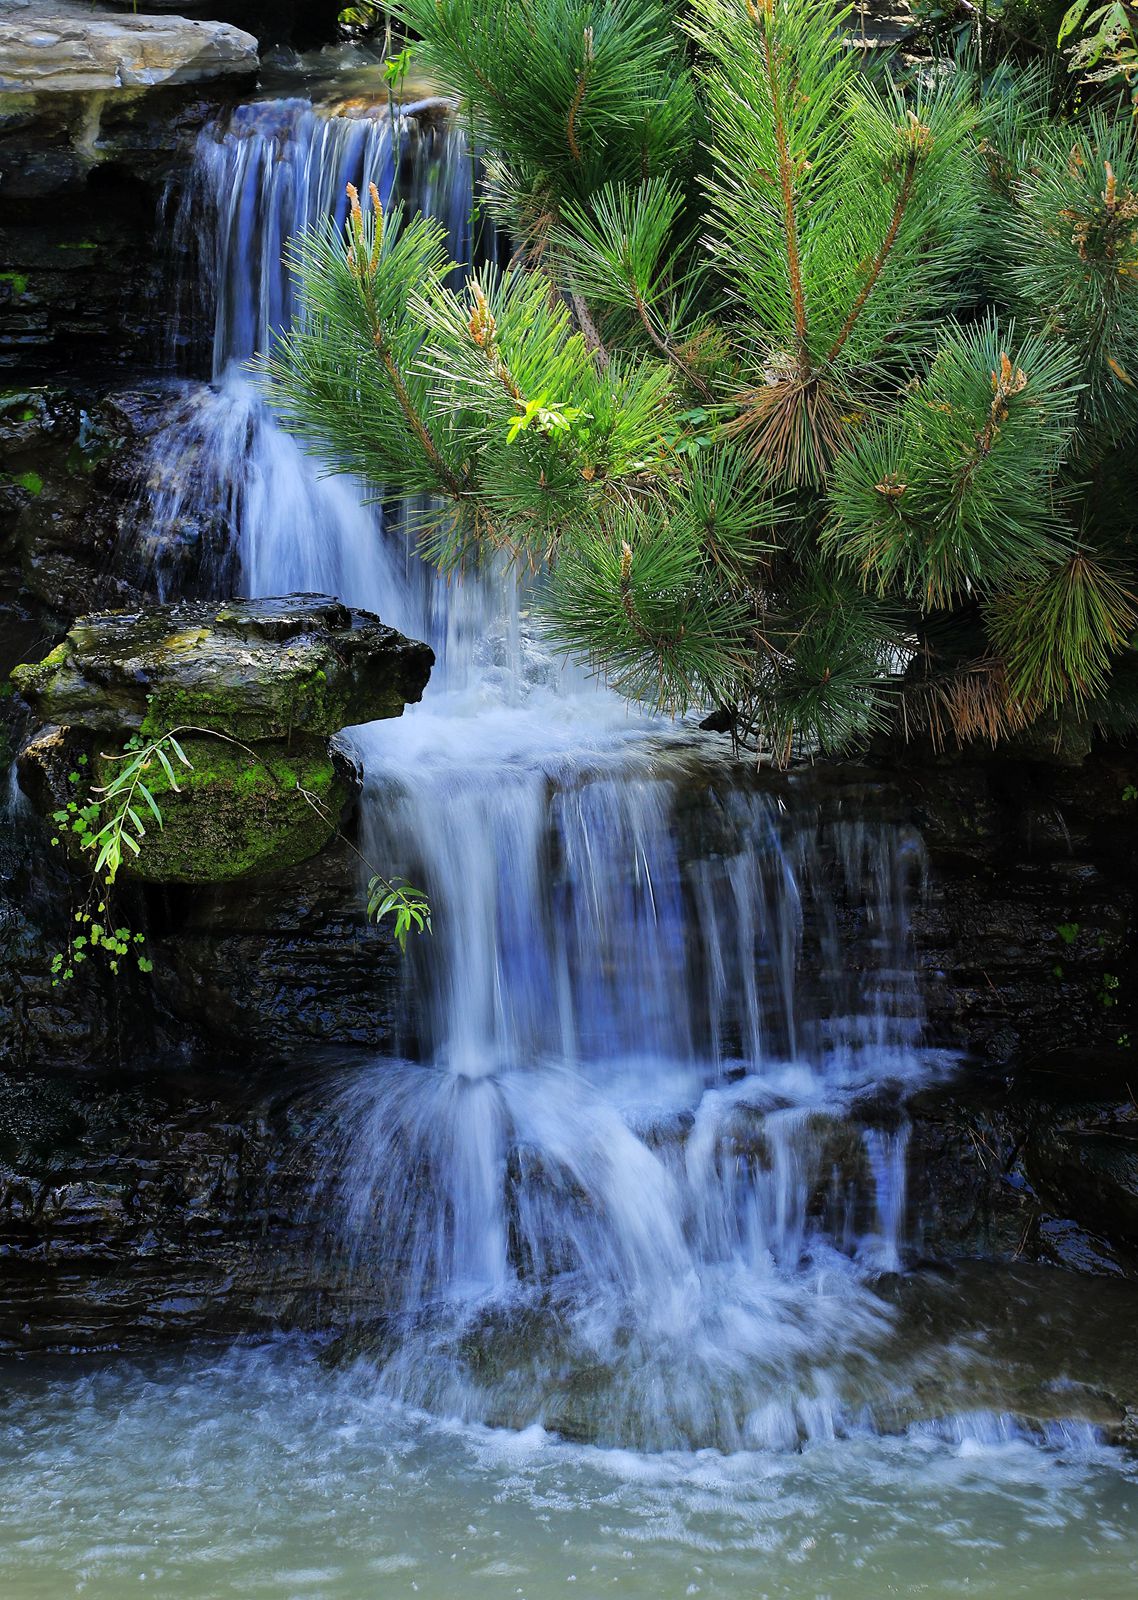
124;99;498;679
142;94;947;1451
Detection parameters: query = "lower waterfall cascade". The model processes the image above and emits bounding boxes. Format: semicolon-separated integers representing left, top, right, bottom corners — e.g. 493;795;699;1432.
135;94;948;1450
1;83;1137;1600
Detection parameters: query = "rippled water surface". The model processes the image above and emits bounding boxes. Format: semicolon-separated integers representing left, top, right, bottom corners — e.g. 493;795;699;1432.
0;1342;1136;1600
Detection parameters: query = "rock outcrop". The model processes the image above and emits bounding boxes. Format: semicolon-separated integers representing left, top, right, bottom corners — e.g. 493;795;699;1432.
0;6;258;94
0;7;257;380
0;1056;328;1353
11;594;434;883
13;594;435;737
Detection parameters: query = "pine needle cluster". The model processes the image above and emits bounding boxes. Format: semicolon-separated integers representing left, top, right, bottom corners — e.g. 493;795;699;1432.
265;0;1138;762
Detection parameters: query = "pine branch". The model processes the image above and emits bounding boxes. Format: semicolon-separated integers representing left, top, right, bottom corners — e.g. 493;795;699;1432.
345;185;467;500
756;4;810;371
825;146;919;365
567;27;595;163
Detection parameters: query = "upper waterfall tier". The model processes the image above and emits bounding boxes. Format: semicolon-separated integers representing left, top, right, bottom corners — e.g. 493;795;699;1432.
171;98;492;377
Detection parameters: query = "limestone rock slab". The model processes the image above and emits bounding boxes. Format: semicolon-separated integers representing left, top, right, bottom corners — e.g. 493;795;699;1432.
0;7;258;94
11;593;435;739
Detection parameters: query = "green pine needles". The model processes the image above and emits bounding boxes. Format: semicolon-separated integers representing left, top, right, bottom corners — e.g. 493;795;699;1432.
265;0;1138;762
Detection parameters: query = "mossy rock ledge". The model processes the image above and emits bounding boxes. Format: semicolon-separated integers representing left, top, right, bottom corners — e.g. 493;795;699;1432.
11;594;434;739
11;594;435;885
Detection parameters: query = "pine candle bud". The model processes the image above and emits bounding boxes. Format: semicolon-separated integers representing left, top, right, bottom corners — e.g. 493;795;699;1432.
468;286;496;348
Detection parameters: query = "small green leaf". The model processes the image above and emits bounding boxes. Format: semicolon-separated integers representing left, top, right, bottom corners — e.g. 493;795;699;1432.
155;746;181;791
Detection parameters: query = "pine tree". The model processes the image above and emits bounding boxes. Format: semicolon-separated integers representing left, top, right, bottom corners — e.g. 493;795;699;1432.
265;0;1138;762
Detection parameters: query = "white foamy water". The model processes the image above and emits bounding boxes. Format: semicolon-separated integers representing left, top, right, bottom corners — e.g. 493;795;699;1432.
0;1342;1135;1600
46;91;1133;1576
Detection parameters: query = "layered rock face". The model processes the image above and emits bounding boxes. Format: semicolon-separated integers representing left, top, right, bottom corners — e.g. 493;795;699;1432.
0;7;259;379
0;387;184;620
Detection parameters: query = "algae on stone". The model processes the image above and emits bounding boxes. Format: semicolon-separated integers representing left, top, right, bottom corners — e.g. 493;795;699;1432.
91;734;350;885
11;592;435;885
11;595;435;738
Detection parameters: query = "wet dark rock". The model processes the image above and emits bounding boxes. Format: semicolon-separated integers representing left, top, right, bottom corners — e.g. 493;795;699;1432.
146;834;410;1054
906;1051;1138;1277
0;6;257;382
13;593;435;738
3;385;187;621
0;789;117;1073
0;1059;329;1353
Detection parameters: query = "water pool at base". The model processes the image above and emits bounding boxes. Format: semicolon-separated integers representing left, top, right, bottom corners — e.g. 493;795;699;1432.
1;1339;1136;1600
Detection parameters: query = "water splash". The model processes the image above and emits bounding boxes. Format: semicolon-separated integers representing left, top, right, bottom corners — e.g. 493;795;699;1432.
141;96;953;1451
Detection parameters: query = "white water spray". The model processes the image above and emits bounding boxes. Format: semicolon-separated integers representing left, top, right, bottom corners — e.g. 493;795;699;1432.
144;97;945;1449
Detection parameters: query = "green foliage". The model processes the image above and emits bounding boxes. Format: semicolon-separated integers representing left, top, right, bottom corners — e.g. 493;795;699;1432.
268;0;1138;762
1007;111;1138;440
1099;969;1122;1004
367;877;432;950
989;549;1138;707
339;3;388;31
543;498;756;712
740;561;903;759
826;320;1079;607
48;726;429;982
84;730;192;884
1059;2;1138;96
392;0;695;236
48;731;190;984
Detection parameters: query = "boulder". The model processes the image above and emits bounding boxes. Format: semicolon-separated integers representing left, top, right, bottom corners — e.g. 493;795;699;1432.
19;723;353;885
10;593;435;885
0;7;258;95
11;594;435;738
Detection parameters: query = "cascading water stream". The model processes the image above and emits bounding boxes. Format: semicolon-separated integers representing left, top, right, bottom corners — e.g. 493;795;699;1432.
6;77;1138;1600
139;94;956;1451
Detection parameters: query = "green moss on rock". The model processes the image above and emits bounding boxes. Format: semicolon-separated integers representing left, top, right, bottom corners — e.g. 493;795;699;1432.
10;596;434;738
94;735;350;885
10;640;68;700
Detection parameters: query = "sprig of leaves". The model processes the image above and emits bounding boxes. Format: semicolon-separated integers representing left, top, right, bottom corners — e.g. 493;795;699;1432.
85;730;193;883
48;729;194;983
366;876;433;950
292;776;433;952
1059;3;1138;90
